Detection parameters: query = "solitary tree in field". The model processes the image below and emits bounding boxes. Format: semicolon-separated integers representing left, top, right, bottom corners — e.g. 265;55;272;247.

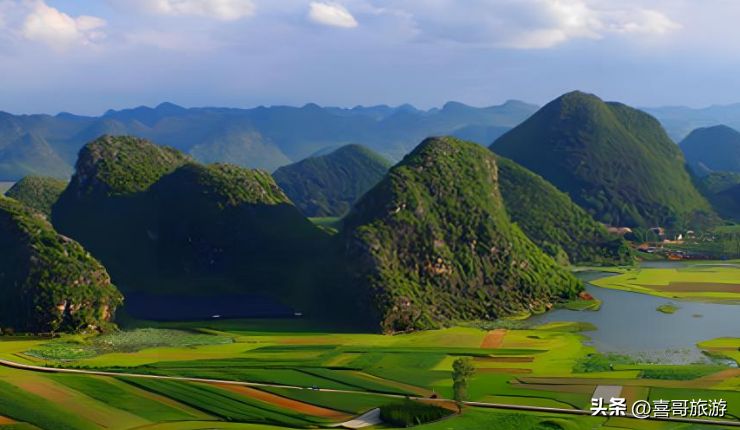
452;357;475;409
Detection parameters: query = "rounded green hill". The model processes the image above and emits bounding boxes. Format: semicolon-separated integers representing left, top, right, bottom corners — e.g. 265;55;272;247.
342;136;582;333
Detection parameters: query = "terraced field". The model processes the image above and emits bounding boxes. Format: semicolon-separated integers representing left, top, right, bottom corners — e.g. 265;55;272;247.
0;320;737;429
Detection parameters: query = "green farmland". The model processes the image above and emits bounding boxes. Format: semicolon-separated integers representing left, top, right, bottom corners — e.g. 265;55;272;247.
0;316;738;429
591;262;740;302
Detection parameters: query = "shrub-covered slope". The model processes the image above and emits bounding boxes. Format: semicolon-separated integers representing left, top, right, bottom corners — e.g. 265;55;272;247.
680;125;740;175
697;172;740;221
52;136;192;286
273;144;391;217
52;136;328;309
491;91;714;229
494;155;633;265
0;196;121;333
5;176;67;216
342;137;582;333
148;162;330;302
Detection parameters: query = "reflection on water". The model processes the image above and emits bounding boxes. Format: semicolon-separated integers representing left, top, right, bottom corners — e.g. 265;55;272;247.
529;270;740;364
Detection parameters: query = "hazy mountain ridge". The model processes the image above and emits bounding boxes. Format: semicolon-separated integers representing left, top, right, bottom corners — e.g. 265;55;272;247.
0;100;538;180
645;104;740;142
680;125;740;175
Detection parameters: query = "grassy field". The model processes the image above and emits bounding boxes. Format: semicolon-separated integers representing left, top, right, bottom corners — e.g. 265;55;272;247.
591;263;740;301
0;318;737;429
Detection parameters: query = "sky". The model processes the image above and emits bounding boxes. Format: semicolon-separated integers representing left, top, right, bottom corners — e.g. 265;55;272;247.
0;0;739;115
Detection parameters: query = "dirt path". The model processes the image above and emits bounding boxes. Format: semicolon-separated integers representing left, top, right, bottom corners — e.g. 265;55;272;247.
0;415;16;425
480;329;507;348
210;383;351;420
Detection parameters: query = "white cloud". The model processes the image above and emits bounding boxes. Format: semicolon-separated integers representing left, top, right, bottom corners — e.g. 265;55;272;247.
18;0;105;49
383;0;681;49
308;2;358;28
124;0;255;21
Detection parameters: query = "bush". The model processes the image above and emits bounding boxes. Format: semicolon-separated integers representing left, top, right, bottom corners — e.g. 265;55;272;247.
573;353;636;373
379;401;453;427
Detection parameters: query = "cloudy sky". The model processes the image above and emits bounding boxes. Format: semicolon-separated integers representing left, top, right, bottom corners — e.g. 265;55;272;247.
0;0;738;114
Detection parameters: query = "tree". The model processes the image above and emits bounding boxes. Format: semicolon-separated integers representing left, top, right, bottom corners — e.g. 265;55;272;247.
452;357;475;406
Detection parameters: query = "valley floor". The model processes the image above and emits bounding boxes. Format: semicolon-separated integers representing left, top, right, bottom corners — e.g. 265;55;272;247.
0;263;738;429
0;321;738;429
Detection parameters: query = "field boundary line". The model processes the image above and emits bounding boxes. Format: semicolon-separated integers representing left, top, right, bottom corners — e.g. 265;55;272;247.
1;358;739;427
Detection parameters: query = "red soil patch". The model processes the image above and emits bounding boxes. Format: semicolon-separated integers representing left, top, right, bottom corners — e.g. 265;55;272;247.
696;368;740;382
579;291;595;300
475;356;534;363
418;399;459;412
210;383;351;420
0;416;16;425
481;329;507;348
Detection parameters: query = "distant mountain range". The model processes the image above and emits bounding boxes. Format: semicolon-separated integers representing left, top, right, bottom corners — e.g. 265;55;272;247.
5;97;740;183
645;104;740;142
0;100;538;181
679;125;740;175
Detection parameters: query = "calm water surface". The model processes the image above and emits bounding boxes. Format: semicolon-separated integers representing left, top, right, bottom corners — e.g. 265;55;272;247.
529;269;740;363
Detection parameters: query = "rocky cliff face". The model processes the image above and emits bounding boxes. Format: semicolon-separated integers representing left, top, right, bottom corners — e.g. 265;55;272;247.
342;137;582;333
0;196;122;333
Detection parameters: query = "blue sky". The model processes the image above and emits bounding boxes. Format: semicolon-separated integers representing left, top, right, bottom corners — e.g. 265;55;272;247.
0;0;738;115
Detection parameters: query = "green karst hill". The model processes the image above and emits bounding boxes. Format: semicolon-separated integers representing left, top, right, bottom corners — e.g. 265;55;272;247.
493;155;633;265
64;135;192;196
273;144;391;217
696;171;740;221
5;176;67;216
147;162;330;303
51;136;329;311
52;136;193;289
341;137;583;333
491;91;714;229
0;195;121;333
680;125;740;175
706;182;740;222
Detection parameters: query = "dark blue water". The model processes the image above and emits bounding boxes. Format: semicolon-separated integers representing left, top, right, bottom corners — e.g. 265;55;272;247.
529;271;740;363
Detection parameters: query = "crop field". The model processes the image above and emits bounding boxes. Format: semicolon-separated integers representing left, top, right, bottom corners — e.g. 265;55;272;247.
0;317;737;429
591;263;740;301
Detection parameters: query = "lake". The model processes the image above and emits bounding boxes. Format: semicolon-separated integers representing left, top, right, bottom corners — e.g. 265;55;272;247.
529;270;740;364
